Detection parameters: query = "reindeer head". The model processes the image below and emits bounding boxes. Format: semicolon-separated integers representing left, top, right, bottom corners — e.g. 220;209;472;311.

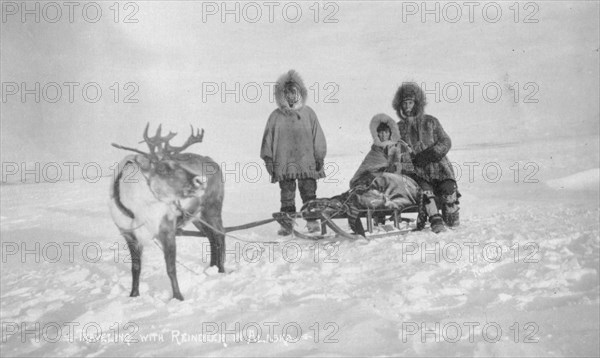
112;123;207;201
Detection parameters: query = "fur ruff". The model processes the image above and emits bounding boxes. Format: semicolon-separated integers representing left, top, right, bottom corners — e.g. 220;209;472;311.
274;69;308;116
369;113;401;147
392;82;427;119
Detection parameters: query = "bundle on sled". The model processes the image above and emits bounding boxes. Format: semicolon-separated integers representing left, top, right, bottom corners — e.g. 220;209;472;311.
273;171;428;240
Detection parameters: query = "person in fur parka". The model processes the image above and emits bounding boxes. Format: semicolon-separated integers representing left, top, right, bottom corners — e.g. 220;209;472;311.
260;70;327;234
328;113;421;235
349;113;404;188
392;82;460;232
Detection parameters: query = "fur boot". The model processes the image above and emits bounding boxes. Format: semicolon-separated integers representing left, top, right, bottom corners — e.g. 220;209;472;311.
443;206;460;227
278;205;296;236
429;214;446;234
441;189;460;227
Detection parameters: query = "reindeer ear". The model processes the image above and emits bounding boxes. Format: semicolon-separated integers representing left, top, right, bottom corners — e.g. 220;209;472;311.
134;155;152;170
192;175;206;188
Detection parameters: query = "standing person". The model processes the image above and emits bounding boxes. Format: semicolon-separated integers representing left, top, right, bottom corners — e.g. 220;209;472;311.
260;70;327;235
392;82;460;233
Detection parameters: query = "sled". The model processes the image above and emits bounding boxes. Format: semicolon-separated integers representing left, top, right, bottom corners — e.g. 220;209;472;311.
177;199;420;242
272;202;420;241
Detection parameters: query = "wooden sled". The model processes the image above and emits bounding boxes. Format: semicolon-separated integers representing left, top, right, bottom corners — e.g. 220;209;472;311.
273;202;420;241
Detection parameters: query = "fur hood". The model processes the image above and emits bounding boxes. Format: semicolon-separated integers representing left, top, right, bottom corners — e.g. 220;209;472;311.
370;113;400;147
392;82;427;119
274;69;308;115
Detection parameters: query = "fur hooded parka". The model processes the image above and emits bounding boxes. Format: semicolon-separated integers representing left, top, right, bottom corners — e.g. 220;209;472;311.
349;113;404;188
260;70;327;183
392;82;456;182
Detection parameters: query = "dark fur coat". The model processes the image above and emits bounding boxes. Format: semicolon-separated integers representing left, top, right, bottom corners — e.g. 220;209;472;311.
393;82;456;182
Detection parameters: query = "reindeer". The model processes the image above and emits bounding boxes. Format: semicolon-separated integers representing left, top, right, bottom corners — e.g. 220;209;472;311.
109;124;225;301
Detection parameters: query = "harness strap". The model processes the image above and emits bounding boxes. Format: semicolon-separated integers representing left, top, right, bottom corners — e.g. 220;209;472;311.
151;237;203;276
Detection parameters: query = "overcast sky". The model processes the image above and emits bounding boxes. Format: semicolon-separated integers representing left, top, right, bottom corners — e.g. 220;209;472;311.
1;1;598;167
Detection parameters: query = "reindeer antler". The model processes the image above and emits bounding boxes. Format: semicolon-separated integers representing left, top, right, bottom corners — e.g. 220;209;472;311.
111;142;149;156
112;123;204;159
164;125;204;156
141;123;178;159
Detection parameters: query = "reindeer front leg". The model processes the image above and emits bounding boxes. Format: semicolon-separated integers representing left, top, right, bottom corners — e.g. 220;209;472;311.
207;228;225;273
158;217;184;301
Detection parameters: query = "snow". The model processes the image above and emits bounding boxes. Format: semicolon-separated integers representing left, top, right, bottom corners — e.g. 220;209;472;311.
1;137;599;357
547;168;600;191
1;1;599;356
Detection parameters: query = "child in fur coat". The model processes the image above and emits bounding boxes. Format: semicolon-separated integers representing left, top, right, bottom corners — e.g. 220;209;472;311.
349;113;404;188
260;70;327;235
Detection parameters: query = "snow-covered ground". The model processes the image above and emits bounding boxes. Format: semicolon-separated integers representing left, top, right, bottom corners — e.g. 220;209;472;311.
1;1;598;356
1;135;598;357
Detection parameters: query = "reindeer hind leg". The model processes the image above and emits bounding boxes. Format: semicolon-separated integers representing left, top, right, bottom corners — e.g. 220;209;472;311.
209;229;226;273
122;231;143;297
194;210;225;273
158;218;184;301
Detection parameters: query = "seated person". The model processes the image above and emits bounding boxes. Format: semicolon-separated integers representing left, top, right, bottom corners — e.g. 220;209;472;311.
393;82;460;233
350;113;403;188
301;114;426;237
342;114;422;235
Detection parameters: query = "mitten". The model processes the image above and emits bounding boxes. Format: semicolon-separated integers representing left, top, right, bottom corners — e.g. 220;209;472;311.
412;146;441;167
315;159;324;172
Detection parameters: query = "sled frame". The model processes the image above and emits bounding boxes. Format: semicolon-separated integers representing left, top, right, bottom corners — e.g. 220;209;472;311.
273;204;419;241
